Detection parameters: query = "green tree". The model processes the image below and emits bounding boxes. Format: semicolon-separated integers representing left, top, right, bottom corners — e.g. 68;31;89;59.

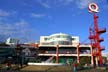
80;57;91;65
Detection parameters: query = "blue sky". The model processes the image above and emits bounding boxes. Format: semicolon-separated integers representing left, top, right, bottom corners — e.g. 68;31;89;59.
0;0;108;55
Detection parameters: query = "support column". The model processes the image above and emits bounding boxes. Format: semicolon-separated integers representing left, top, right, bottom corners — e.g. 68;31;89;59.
56;45;59;63
91;56;94;65
77;44;80;63
95;57;98;66
90;46;94;65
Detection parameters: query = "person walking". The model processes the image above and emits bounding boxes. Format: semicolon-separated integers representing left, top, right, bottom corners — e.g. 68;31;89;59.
72;63;77;72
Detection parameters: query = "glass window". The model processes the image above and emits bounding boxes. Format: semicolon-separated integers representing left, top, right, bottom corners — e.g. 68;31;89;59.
56;35;60;38
72;38;75;40
44;38;48;40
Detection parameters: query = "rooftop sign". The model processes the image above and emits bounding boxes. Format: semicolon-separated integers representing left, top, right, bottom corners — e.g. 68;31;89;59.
88;3;99;13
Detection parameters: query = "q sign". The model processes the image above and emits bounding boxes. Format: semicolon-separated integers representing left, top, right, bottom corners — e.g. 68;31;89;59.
88;3;99;13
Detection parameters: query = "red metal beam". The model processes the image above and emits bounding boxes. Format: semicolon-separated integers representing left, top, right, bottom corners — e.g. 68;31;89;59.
56;45;59;63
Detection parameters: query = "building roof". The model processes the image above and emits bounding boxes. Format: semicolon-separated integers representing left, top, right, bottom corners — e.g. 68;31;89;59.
50;33;70;37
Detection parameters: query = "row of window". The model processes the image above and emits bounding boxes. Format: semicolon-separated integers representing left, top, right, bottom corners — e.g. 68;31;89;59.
9;39;19;43
41;41;72;45
50;41;72;45
39;51;91;54
44;35;75;41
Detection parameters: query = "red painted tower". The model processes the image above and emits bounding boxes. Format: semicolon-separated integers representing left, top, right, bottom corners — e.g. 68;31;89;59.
88;3;106;66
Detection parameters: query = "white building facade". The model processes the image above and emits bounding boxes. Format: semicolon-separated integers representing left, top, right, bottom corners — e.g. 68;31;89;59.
39;33;79;45
38;33;94;65
6;38;19;45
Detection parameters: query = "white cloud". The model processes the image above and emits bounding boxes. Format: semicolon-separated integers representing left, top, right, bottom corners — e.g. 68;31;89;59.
57;0;97;9
76;0;95;9
37;0;74;8
0;9;10;17
0;20;34;42
31;13;46;18
0;23;17;35
0;20;29;35
15;20;28;27
37;0;51;8
0;9;17;22
58;0;74;5
36;0;96;9
65;0;74;4
41;2;50;8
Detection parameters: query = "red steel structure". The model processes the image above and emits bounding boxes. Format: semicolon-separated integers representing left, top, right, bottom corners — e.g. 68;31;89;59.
56;45;59;63
77;44;80;64
88;3;106;66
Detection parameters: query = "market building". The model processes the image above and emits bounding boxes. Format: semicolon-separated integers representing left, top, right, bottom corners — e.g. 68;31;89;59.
37;33;93;65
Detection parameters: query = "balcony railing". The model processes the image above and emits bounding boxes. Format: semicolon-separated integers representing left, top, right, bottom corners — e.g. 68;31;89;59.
59;51;77;54
39;51;56;54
